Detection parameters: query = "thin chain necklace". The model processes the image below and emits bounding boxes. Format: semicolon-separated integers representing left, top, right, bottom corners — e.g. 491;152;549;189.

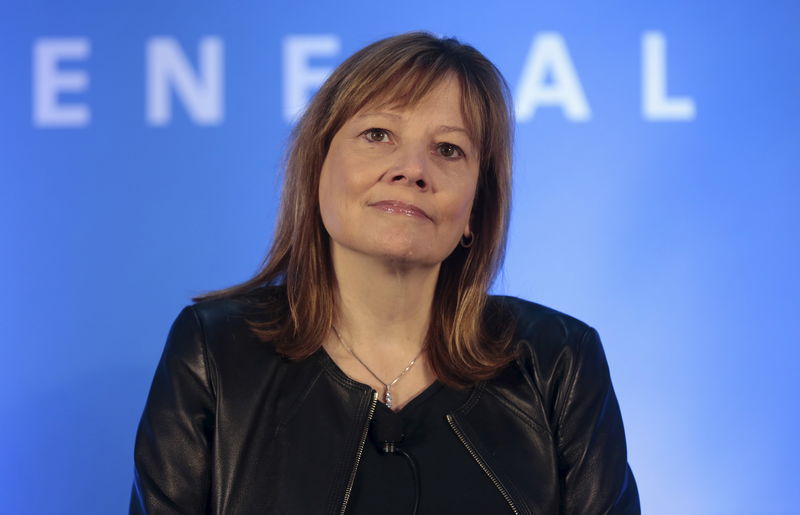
331;325;423;410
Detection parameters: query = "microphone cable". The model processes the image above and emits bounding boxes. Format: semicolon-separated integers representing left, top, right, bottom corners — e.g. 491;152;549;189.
369;406;420;515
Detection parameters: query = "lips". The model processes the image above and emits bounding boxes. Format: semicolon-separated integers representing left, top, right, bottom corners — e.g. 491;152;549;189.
368;200;432;221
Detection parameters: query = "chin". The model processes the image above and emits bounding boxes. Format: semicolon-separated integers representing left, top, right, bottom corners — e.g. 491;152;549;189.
368;237;447;268
333;229;455;267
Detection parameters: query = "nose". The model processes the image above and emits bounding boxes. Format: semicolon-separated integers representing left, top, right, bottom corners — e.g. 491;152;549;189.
385;144;429;191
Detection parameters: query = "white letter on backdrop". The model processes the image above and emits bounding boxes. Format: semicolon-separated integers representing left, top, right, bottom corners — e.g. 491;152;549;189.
515;32;591;122
146;36;224;126
283;35;340;122
642;31;695;121
32;38;91;127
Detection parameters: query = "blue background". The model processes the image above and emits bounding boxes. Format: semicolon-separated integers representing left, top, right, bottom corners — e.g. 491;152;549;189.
2;1;799;513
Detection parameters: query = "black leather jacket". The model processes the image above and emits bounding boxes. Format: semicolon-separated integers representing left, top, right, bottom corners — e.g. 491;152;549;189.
130;287;640;514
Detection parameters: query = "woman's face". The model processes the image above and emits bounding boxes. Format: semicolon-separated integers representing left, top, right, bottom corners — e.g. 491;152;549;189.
318;75;479;268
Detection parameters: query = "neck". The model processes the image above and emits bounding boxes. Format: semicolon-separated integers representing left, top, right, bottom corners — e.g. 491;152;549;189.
330;242;439;355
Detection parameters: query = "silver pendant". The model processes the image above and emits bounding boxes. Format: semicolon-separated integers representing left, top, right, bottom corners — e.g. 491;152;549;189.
384;389;392;409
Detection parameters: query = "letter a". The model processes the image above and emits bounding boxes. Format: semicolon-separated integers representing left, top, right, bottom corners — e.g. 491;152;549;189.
515;33;591;122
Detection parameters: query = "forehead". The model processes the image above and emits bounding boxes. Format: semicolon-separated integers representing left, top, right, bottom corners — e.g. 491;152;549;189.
360;78;461;118
353;75;480;141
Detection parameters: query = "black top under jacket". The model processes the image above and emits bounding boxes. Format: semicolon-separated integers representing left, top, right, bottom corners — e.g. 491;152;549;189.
346;380;512;515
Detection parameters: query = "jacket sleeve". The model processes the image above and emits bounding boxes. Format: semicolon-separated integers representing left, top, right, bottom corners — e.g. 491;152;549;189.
555;327;640;514
130;305;215;514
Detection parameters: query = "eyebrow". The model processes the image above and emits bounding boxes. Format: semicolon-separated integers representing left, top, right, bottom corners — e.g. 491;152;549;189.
355;112;472;140
355;111;402;121
437;125;469;136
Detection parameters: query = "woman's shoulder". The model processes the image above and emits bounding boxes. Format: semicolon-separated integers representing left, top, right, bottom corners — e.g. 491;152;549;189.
188;284;286;327
484;295;614;418
486;294;598;361
176;284;288;356
488;294;593;335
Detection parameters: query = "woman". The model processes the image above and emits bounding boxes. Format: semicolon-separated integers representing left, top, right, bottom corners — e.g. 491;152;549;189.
130;32;640;514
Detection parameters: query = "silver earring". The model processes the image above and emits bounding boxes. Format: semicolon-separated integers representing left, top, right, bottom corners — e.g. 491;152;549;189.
460;234;474;248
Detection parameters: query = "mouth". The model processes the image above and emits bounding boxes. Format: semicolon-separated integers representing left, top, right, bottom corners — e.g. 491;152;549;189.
368;200;432;221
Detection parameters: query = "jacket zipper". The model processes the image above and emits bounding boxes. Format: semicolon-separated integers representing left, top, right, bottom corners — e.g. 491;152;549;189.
446;413;521;515
339;390;378;515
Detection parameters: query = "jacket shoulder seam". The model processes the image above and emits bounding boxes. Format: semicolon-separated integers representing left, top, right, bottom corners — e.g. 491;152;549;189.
483;386;550;437
186;304;217;401
554;325;596;436
275;366;325;433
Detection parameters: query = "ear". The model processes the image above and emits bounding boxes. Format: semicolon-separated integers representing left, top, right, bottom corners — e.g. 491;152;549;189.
464;204;477;238
464;188;479;239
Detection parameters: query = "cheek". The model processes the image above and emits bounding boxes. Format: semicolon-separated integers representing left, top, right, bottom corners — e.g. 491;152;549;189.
445;177;478;224
318;157;341;231
318;149;365;232
323;148;377;201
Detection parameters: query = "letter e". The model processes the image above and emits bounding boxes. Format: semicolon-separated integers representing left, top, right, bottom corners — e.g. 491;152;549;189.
32;38;91;128
282;35;340;122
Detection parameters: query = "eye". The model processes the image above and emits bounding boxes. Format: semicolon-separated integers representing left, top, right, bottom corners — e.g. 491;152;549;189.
437;142;465;160
362;128;391;143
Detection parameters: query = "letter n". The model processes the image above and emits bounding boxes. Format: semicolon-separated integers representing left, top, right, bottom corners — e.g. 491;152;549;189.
146;37;224;126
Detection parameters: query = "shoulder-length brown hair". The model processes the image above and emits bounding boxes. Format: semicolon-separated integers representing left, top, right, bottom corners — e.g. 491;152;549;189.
194;31;517;387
